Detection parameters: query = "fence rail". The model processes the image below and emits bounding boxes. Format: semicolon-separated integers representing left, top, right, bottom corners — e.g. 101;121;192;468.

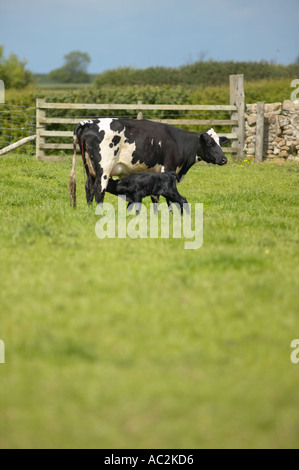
0;104;36;155
35;74;245;161
0;134;36;156
39;103;237;111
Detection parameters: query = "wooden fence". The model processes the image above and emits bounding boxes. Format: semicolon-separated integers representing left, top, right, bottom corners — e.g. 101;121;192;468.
36;74;245;161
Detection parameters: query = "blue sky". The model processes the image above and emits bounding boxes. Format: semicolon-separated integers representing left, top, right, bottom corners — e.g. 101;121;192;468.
0;0;298;73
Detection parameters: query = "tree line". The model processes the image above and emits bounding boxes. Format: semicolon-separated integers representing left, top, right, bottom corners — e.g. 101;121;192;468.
94;59;299;88
1;46;299;89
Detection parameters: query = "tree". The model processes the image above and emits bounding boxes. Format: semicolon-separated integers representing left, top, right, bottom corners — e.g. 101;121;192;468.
0;46;33;88
48;51;91;83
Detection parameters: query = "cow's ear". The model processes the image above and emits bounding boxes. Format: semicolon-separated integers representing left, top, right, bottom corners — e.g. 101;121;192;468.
219;136;230;146
200;132;212;146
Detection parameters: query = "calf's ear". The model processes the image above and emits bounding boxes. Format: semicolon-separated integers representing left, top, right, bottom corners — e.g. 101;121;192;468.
219;136;230;146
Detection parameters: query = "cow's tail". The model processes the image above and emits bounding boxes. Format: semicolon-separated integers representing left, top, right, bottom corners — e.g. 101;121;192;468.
68;130;78;208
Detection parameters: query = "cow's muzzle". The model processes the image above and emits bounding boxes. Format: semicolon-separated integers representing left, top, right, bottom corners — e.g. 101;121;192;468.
218;156;228;165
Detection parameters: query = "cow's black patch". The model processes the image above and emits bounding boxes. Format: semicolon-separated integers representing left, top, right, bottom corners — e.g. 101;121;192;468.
98;129;105;144
131;150;142;165
110;119;124;133
97;129;105;164
112;135;121;146
109;135;121;150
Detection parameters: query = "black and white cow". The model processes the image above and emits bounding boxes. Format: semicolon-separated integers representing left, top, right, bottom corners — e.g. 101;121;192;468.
69;118;229;207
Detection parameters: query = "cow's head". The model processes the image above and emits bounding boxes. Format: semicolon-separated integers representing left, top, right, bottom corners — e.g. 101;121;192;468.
198;128;229;165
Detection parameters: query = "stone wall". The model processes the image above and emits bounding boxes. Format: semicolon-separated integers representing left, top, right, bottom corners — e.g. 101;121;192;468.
245;100;299;161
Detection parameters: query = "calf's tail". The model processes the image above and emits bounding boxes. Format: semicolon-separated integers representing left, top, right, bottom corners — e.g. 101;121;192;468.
169;171;180;183
68;132;78;208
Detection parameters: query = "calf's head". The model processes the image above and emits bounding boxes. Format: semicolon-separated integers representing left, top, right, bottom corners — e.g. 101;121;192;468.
198;128;229;165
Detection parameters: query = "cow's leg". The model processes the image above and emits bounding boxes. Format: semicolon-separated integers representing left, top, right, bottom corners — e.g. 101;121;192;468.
85;174;95;204
94;178;106;204
81;144;96;204
86;135;117;205
95;162;120;205
151;195;159;214
94;167;114;205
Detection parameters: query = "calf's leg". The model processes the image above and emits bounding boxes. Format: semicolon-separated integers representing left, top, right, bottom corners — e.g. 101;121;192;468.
163;187;189;215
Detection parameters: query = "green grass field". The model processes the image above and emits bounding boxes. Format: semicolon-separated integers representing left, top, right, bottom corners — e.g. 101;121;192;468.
0;154;298;449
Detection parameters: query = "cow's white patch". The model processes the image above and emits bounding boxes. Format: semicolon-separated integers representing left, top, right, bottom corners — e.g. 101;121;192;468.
96;119;116;189
80;119;93;126
206;128;220;146
94;118;167;187
158;141;162;147
96;119;138;188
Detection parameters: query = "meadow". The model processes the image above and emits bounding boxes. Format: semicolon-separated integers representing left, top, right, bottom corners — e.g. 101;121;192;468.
0;154;298;449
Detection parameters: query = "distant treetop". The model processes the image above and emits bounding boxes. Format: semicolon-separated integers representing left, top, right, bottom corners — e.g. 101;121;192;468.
48;51;91;84
0;46;33;89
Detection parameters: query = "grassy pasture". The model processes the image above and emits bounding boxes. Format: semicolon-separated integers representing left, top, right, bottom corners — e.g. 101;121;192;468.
0;154;298;449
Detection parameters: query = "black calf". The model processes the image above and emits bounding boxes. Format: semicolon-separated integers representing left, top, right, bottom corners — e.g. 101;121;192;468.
106;171;189;214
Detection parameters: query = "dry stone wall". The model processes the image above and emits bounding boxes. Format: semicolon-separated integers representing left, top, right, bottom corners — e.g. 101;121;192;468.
245;100;299;161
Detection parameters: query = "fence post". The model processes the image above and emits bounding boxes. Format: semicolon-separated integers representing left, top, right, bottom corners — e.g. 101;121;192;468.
137;100;143;120
36;99;46;160
255;101;265;162
230;74;245;160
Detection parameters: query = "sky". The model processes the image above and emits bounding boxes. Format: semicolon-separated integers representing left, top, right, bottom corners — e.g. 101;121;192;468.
0;0;298;74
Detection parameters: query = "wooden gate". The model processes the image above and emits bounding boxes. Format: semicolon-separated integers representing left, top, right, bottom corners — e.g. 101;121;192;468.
36;74;245;161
